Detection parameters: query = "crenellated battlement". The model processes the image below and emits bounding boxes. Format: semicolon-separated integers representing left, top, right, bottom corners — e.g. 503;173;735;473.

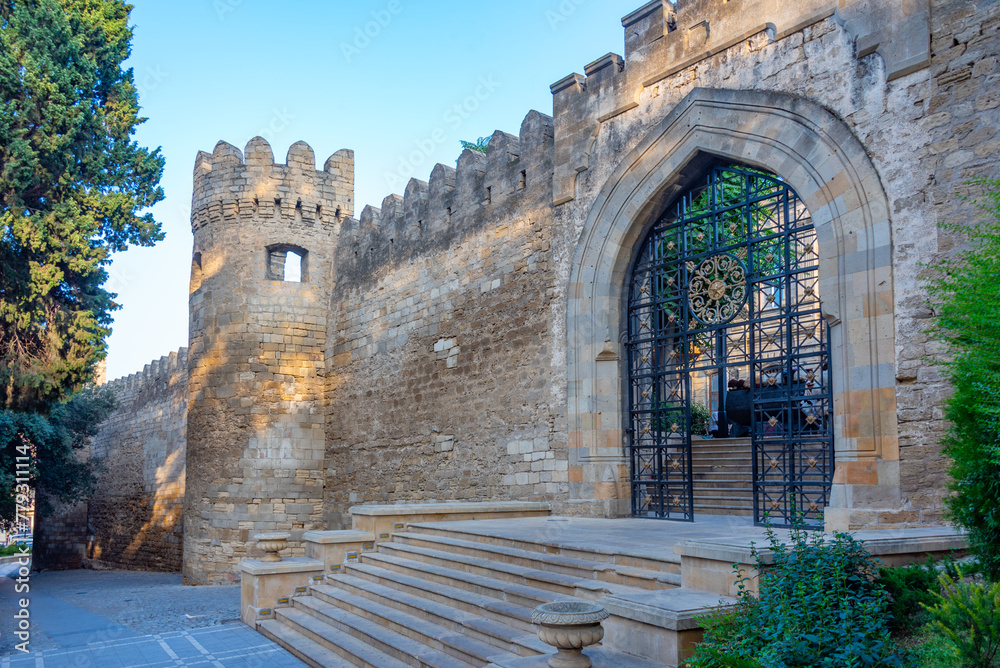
102;347;189;395
191;137;354;232
334;109;554;282
547;0;930;205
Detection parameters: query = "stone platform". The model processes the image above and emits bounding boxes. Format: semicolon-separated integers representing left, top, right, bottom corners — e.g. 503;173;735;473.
241;504;967;668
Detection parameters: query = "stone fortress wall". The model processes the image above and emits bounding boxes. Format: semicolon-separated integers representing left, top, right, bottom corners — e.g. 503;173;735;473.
86;349;189;571
34;349;188;571
40;0;1000;581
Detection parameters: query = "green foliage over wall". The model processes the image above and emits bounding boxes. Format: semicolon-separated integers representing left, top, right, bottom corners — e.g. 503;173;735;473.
460;137;490;153
924;179;1000;582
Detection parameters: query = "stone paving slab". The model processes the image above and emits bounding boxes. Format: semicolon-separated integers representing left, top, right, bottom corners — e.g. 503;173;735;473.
0;566;306;667
0;624;306;667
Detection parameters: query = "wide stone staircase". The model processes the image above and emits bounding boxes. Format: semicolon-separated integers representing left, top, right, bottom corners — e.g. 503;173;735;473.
691;437;754;516
256;520;681;667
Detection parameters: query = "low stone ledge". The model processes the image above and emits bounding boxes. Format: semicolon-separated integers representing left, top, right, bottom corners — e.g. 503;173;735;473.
853;528;968;565
349;501;551;538
302;530;375;544
487;646;667;668
238;557;323;576
600;589;735;632
0;554;30;566
349;501;551;516
675;527;969;596
598;588;735;666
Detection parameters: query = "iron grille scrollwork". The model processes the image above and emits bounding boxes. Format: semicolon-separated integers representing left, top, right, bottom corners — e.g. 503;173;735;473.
626;165;833;528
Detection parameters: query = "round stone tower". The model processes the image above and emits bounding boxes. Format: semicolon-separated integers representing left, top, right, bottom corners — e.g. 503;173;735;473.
184;137;353;584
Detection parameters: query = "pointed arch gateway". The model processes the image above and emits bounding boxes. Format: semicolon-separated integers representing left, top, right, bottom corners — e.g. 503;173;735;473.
566;88;898;532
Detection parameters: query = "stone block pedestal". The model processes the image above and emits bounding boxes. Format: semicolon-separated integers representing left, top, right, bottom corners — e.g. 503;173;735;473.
303;529;375;574
599;588;736;667
239;557;323;626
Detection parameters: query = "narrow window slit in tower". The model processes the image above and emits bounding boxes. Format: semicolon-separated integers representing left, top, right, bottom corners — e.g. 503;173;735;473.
283;251;302;282
486;186;492;204
519;170;527;189
417;220;423;238
446;206;452;223
266;244;306;282
295;199;302;211
253;196;259;213
335;206;341;219
316;204;322;218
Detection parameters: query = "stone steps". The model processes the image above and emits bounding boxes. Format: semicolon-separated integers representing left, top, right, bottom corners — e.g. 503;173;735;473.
346;560;538;632
262;610;413;668
292;594;512;667
405;523;680;574
390;531;681;590
692;440;754;515
692;503;755;516
359;551;561;610
313;579;548;657
253;520;714;667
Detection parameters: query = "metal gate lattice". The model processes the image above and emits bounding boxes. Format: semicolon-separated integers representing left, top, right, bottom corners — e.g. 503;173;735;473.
626;165;833;527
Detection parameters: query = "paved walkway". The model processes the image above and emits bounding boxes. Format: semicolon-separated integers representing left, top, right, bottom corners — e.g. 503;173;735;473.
0;565;306;667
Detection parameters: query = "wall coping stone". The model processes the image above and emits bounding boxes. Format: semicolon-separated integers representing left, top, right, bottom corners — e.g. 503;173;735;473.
674;528;968;565
238;557;323;576
349;501;551;516
599;589;736;631
302;530;375;544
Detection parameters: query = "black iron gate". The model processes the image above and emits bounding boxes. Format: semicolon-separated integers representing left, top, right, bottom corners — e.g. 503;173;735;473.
626;165;833;527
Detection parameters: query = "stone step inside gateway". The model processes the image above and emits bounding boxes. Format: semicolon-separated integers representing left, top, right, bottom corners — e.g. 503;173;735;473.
238;502;968;668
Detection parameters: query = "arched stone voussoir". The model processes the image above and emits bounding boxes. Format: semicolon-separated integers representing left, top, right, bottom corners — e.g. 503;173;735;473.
566;87;898;530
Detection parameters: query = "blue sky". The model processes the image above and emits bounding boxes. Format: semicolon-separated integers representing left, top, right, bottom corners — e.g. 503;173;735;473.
106;0;638;379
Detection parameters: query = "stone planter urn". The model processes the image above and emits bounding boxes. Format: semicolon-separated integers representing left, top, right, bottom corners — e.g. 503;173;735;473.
531;601;610;668
253;532;290;562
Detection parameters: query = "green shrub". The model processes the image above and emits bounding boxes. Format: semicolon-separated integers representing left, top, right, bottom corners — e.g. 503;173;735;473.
924;179;1000;581
902;625;961;668
880;558;941;635
691;402;711;436
687;516;905;668
0;543;30;557
922;570;1000;667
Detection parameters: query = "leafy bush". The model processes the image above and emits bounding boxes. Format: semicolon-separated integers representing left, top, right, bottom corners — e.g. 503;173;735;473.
0;543;30;557
902;626;961;668
687;517;905;668
924;179;1000;581
460;136;490;153
880;558;941;635
922;569;1000;667
691;402;711;436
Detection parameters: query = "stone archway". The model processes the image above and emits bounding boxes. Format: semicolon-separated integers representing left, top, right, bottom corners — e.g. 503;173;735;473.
566;87;898;532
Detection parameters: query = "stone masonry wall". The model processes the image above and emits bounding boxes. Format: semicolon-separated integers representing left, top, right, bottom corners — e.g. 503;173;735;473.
32;350;188;572
895;0;1000;518
322;113;569;529
85;349;188;571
